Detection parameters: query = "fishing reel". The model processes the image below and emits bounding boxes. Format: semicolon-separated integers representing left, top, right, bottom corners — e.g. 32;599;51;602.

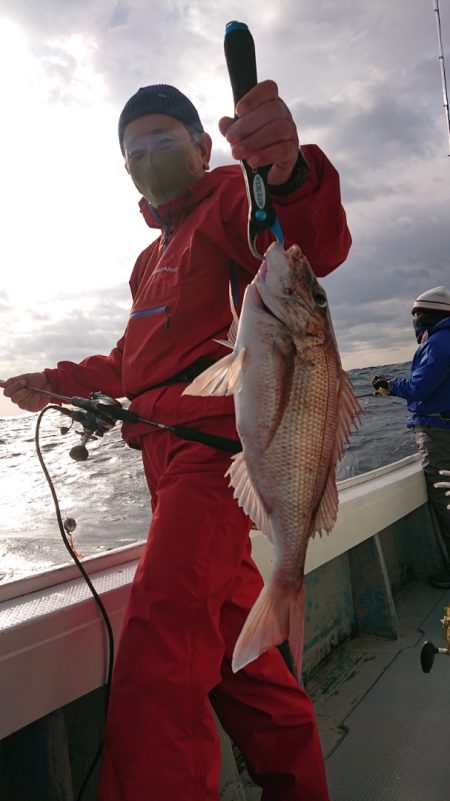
420;605;450;673
58;392;124;461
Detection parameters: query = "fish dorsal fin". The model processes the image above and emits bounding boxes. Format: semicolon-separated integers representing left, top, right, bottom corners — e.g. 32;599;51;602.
334;371;362;462
213;282;240;350
182;348;247;397
226;451;273;540
226;280;240;348
312;371;361;538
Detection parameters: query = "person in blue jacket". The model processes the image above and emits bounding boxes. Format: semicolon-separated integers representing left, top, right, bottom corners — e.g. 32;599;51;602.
372;286;450;589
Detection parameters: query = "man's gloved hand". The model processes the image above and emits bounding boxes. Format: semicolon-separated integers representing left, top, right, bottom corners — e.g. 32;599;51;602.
371;375;393;396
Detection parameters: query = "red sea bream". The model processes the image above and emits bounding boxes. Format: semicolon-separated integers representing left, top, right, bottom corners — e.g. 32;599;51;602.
184;241;361;676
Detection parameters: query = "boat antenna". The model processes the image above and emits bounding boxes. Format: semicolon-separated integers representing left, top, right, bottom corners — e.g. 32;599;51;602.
433;0;450;156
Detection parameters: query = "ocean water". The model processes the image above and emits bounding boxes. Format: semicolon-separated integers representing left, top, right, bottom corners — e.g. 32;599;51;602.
0;362;416;584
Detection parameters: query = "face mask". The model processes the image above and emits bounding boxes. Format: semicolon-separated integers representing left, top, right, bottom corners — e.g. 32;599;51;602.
128;145;203;206
413;312;444;343
413;318;427;343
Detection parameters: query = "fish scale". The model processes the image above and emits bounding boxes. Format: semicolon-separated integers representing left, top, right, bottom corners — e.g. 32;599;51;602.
272;359;341;580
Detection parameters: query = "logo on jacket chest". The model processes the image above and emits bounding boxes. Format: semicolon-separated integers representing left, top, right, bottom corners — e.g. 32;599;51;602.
152;265;178;275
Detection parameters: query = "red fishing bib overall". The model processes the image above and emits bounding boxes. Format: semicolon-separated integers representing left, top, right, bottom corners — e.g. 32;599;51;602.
97;414;330;801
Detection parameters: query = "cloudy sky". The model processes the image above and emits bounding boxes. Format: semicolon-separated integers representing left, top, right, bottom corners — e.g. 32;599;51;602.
0;0;449;416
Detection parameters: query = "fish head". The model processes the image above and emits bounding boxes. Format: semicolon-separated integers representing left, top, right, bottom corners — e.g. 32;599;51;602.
253;241;335;348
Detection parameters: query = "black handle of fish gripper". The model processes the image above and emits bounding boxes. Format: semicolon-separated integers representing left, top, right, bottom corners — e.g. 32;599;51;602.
224;21;258;108
224;21;278;259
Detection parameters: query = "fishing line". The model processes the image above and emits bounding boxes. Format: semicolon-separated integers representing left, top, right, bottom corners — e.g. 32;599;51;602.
35;405;114;801
8;385;239;798
433;0;450;155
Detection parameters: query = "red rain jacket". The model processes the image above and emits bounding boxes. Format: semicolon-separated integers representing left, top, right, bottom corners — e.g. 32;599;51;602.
44;146;351;446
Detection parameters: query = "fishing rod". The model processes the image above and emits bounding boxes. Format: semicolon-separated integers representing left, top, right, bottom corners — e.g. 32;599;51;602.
433;0;450;156
0;379;241;460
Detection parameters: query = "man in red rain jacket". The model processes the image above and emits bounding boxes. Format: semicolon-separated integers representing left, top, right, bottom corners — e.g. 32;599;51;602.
5;82;351;801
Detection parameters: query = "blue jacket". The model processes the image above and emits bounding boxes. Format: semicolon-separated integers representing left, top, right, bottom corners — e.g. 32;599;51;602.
391;317;450;430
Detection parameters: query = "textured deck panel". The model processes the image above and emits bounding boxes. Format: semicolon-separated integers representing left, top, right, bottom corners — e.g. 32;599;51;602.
326;590;450;801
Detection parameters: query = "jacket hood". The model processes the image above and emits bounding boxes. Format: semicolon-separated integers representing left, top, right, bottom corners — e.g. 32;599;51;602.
427;316;450;334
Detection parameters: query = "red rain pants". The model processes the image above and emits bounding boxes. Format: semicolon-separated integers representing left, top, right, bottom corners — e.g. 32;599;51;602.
98;416;330;801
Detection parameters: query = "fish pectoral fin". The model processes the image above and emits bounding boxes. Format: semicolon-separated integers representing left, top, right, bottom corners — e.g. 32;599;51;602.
182;350;245;397
232;581;305;680
225;451;272;538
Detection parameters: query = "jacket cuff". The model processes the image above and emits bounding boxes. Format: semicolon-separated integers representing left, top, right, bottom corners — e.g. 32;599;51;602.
268;150;310;196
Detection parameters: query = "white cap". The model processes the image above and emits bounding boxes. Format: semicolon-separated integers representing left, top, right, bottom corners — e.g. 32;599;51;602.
412;286;450;314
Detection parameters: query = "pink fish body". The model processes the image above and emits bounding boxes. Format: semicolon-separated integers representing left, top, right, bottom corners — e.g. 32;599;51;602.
184;242;360;676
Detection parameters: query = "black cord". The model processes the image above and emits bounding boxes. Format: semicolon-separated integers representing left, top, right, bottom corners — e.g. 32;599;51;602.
35;406;114;800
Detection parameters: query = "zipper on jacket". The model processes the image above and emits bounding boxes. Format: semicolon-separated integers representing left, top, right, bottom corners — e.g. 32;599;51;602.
130;304;170;327
161;226;171;252
148;202;172;252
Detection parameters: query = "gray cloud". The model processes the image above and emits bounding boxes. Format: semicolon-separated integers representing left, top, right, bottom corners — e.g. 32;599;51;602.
0;285;130;376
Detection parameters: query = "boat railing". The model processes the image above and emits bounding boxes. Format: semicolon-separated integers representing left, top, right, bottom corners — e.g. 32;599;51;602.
0;453;437;743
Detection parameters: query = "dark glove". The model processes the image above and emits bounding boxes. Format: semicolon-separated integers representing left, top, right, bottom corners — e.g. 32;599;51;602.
371;375;392;395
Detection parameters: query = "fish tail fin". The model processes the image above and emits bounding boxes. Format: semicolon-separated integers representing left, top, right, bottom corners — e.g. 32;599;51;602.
232;581;305;679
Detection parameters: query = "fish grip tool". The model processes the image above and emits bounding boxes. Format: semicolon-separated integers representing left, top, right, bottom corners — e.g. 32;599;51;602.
224;21;284;259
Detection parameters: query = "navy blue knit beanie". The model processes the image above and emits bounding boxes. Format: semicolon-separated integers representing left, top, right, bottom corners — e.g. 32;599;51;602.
118;84;204;153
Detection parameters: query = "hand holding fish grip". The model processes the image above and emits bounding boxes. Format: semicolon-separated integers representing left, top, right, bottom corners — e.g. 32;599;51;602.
224;21;278;257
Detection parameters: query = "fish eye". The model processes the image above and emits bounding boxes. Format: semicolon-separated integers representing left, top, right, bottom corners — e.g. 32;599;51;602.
313;290;328;309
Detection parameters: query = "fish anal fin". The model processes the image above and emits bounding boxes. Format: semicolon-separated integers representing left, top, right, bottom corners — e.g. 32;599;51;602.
225;451;272;538
311;467;339;537
232;581;305;680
